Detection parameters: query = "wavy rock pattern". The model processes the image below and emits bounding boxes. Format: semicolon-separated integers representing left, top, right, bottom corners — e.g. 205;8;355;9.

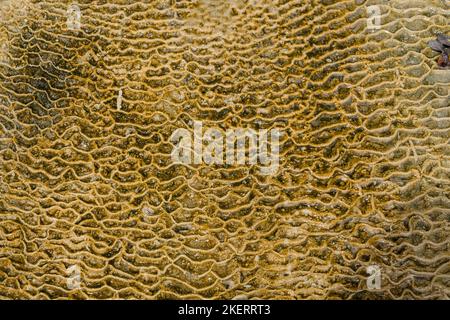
0;0;449;299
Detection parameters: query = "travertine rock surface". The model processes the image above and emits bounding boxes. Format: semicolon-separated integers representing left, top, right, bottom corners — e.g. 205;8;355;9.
0;0;449;299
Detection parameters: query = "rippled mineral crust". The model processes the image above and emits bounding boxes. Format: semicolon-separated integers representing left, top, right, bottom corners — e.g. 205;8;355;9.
0;0;449;300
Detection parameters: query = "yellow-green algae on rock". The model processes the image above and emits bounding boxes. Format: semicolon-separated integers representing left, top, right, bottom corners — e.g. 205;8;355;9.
0;0;449;299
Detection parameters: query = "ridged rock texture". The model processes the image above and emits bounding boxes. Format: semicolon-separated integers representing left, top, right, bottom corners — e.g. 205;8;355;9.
0;0;449;299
